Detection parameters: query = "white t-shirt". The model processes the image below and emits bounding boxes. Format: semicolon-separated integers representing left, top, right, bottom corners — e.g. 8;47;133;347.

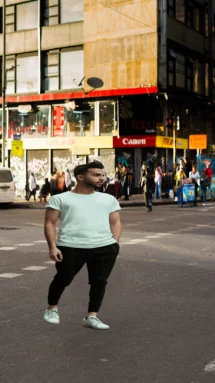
47;191;121;249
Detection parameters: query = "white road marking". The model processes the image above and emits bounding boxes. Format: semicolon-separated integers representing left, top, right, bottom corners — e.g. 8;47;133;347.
156;233;172;236
0;273;23;278
202;247;210;251
23;222;44;227
33;240;47;243
131;239;147;243
44;261;55;264
144;236;162;239
0;247;17;250
153;218;166;221
22;266;48;271
15;244;34;247
204;359;215;372
120;240;148;245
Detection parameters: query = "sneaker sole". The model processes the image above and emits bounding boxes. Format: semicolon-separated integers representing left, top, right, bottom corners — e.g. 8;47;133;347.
82;323;109;330
44;318;60;324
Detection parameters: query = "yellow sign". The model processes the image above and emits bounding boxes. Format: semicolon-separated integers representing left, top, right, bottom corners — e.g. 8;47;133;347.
156;136;188;149
189;135;207;149
11;140;24;157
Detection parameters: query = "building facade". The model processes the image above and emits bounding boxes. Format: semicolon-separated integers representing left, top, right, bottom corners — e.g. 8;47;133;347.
0;0;213;196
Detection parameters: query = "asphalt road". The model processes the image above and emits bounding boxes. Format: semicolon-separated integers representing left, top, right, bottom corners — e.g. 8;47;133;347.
1;203;215;383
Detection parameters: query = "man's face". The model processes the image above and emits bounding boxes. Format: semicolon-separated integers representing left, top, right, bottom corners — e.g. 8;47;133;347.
83;168;105;188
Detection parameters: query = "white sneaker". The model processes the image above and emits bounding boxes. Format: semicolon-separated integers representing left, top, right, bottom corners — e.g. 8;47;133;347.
44;308;60;324
83;316;110;330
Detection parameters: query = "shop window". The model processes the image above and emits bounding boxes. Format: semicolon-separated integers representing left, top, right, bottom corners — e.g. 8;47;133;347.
43;0;59;26
176;53;185;89
16;1;38;31
99;100;115;136
8;106;50;139
60;0;84;24
62;101;95;137
176;0;185;23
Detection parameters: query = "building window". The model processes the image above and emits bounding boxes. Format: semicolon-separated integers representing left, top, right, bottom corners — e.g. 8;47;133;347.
6;54;38;94
176;0;185;23
205;12;209;37
168;58;175;87
16;1;38;31
205;63;209;96
167;0;175;17
176;53;185;89
43;47;84;91
8;106;50;138
60;0;84;23
194;60;203;94
99;100;115;136
186;4;194;28
43;0;59;26
186;60;193;92
213;65;215;101
6;6;15;33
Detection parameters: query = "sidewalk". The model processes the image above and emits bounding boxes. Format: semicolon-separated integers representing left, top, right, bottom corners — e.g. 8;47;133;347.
13;194;176;209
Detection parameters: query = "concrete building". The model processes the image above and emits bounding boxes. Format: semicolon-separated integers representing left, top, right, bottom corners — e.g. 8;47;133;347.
0;0;213;196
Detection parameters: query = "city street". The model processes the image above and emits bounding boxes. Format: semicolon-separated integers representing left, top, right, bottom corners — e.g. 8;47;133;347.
1;204;215;383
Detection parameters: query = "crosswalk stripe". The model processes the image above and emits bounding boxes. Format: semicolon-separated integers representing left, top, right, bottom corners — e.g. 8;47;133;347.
0;273;23;278
15;244;34;247
22;266;48;271
0;247;17;250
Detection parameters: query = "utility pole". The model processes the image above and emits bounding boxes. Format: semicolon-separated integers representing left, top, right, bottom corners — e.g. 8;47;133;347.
1;0;6;167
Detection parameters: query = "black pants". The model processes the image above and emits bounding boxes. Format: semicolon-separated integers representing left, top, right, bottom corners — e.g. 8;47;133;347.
48;244;119;312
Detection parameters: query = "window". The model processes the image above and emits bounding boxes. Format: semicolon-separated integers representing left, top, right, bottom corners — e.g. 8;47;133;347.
16;1;38;31
60;0;84;23
205;12;209;37
43;0;59;26
8;106;50;138
6;54;38;94
6;6;15;33
176;0;185;23
43;47;84;91
167;0;175;17
186;5;194;28
99;100;115;136
17;55;38;93
194;7;204;33
176;53;185;89
186;60;193;92
60;49;84;89
194;60;203;94
168;59;175;87
213;65;215;100
64;101;95;137
205;63;209;96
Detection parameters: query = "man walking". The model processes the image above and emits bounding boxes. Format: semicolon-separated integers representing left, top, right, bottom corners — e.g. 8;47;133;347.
44;161;121;329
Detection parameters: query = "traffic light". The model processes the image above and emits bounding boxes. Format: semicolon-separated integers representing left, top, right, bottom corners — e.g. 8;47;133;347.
166;117;173;128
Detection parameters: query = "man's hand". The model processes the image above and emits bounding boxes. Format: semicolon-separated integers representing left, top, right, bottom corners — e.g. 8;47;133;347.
49;247;63;262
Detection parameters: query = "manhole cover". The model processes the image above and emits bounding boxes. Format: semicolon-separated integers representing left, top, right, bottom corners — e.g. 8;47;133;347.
0;227;19;231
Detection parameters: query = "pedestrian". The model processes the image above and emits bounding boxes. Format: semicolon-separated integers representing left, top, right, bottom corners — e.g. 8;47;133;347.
189;165;200;206
39;178;50;203
142;167;154;212
55;172;65;194
27;172;36;201
200;170;211;206
65;169;72;191
184;158;192;178
122;166;130;201
175;166;186;206
114;166;122;199
154;164;163;199
204;162;214;201
50;172;57;196
44;161;121;329
139;161;147;192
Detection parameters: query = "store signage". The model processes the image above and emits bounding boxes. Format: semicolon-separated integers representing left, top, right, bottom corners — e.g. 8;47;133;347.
132;121;156;134
53;106;64;137
113;136;156;148
13;134;21;140
189;134;207;149
11;140;24;157
156;136;188;149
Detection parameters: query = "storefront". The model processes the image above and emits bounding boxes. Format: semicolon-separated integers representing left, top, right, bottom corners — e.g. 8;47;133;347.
156;136;189;171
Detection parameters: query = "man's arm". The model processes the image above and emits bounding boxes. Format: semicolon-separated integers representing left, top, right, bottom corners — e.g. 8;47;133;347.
109;210;122;243
44;208;63;262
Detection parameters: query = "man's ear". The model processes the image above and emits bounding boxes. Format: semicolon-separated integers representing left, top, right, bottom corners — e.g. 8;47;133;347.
77;174;83;182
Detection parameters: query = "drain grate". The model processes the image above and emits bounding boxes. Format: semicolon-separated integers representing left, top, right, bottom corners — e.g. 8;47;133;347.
0;227;19;231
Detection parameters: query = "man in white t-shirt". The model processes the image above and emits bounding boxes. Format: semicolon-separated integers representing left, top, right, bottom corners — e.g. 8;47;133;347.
44;161;121;330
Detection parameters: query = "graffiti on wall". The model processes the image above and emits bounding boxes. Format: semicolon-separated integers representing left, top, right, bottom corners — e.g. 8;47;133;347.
10;156;25;198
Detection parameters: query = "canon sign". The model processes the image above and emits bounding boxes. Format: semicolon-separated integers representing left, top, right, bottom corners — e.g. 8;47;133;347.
122;138;146;145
